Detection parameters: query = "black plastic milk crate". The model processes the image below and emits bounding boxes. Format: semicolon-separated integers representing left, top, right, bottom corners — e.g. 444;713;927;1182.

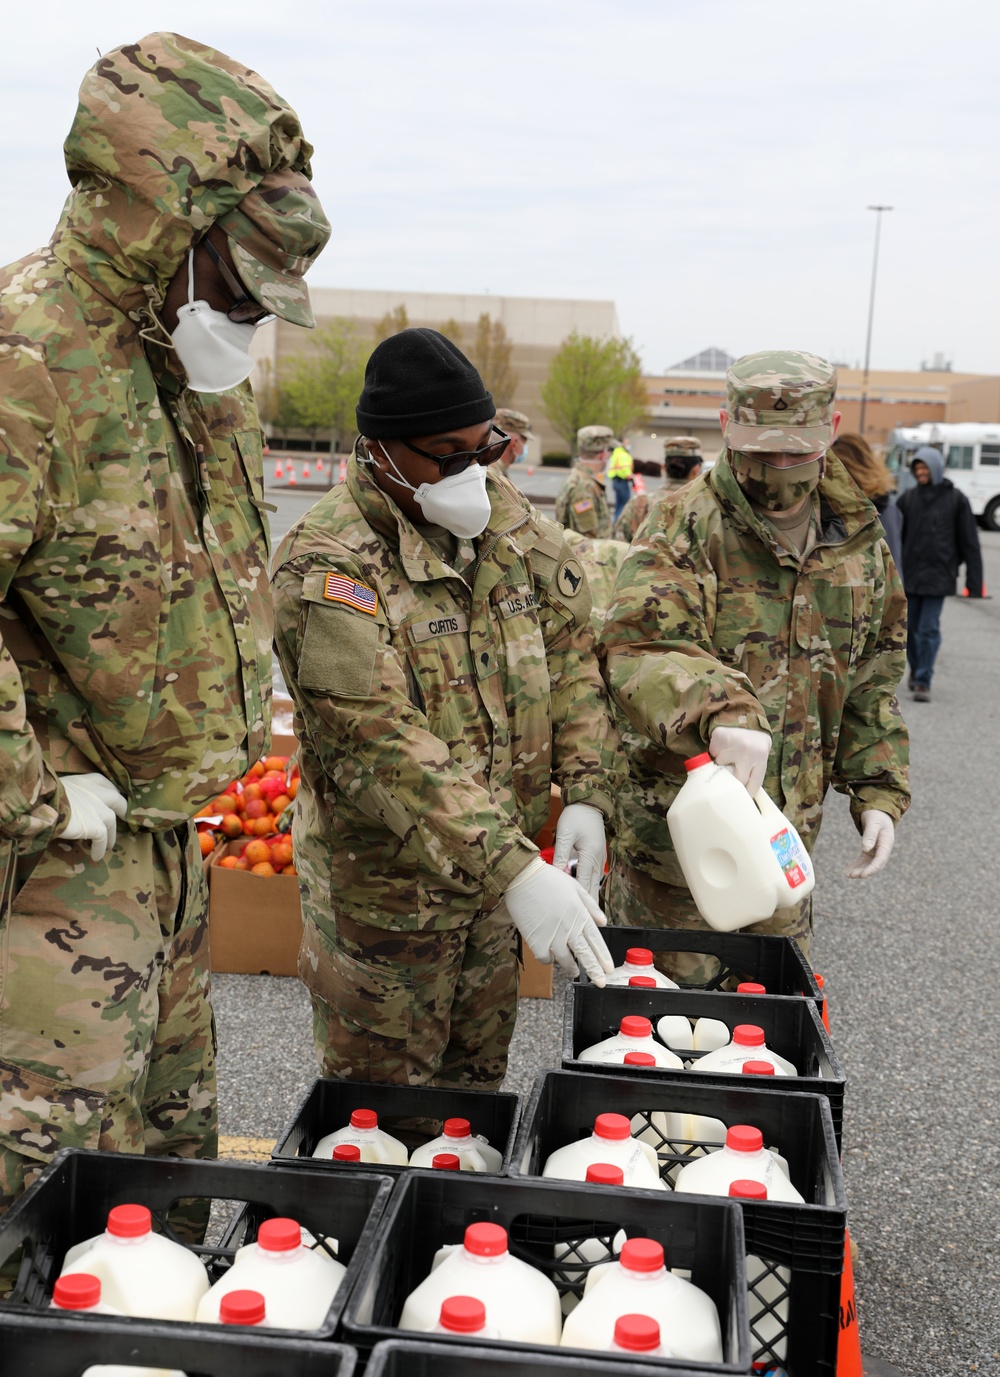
342;1169;751;1373
0;1148;392;1341
272;1076;520;1175
583;927;823;1006
366;1338;724;1377
0;1315;357;1376
564;985;846;1150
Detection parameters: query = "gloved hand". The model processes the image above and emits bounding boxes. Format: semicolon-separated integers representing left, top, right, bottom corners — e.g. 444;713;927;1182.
504;857;614;985
846;809;895;879
552;803;607;899
59;774;129;862
709;726;771;796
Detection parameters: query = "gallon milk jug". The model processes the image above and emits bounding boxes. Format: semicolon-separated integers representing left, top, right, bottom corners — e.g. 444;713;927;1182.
554;1164;628;1316
432;1294;499;1339
51;1274;184;1377
610;1312;673;1358
398;1221;562;1344
729;1180;790;1363
561;1237;723;1362
312;1108;409;1164
542;1113;665;1191
644;998;695;1052
59;1204;209;1321
604;948;678;989
219;1289;269;1326
692;1017;732;1052
667;753;815;930
579;1016;684;1069
196;1217;346;1329
693;1024;798;1077
674;1126;803;1202
409;1118;503;1172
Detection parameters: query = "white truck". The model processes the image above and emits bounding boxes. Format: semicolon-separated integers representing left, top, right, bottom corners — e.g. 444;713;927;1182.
885;422;1000;530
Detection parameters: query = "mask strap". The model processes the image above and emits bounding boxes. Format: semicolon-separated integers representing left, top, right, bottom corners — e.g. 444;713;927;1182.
187;249;196;305
377;440;417;494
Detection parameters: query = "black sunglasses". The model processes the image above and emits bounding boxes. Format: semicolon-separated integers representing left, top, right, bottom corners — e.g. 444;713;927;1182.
400;427;511;478
201;239;275;326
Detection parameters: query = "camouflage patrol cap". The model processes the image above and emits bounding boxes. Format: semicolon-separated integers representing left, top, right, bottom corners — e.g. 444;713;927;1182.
495;408;535;439
724;351;838;454
662;435;702;456
577;424;616;455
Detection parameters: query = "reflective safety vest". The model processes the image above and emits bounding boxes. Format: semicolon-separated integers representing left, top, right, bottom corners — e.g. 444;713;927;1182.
607;445;633;480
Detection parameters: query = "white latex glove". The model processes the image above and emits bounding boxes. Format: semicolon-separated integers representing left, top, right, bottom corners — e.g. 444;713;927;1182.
709;726;772;796
846;809;894;879
552;803;607;900
59;774;129;862
504;857;614;985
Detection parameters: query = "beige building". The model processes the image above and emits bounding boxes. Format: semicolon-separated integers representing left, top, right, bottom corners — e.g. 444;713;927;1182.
250;286;620;455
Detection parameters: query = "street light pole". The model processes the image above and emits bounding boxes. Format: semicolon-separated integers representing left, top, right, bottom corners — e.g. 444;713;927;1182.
858;204;893;437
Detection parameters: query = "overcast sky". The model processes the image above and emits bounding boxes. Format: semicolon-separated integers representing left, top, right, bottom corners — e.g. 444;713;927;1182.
2;1;997;375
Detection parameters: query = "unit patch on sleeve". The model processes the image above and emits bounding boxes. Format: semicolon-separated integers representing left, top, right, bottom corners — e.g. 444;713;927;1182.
573;499;594;514
556;558;585;599
323;573;379;616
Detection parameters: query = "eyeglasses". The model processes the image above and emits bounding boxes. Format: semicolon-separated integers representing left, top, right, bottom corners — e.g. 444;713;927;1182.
201;239;275;326
401;427;511;478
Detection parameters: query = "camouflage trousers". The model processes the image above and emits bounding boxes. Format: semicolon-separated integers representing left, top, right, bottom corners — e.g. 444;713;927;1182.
298;900;520;1091
603;855;813;984
0;824;217;1212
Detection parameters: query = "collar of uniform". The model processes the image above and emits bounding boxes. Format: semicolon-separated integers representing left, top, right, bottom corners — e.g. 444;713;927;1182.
575;463;605;489
710;450;876;555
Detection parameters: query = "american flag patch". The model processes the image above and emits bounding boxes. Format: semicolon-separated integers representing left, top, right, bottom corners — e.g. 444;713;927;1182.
323;573;379;616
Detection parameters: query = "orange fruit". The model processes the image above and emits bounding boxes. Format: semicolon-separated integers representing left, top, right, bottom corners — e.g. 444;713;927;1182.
217;855;239;869
271;839;294;868
281;863;297;876
242;783;263;804
250;861;276;877
212;794;239;815
243;798;268;820
286;778;299;799
221;814;244;839
233;858;251;871
198;832;216;857
263;755;289;772
270;793;291;815
248;816;273;836
248;762;265;780
244;839;271;866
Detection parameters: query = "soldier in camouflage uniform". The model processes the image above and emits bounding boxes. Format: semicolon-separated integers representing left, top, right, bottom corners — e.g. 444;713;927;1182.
494;408;535;470
0;34;329;1206
273;329;624;1088
615;438;703;542
562;531;630;634
555;426;614;538
599;352;909;976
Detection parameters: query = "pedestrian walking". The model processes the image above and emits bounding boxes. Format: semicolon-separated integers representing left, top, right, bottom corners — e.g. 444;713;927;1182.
607;440;635;523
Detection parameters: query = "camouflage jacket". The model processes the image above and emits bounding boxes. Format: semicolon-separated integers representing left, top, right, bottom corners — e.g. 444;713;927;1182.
0;35;317;842
555;465;612;538
612;492;651;542
563;531;630;634
272;458;625;931
599;452;910;886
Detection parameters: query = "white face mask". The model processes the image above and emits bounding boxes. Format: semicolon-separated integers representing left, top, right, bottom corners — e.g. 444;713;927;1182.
375;441;493;538
171;250;257;393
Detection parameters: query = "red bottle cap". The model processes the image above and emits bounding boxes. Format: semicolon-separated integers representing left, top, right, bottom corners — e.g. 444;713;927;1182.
619;1238;665;1273
443;1118;471;1139
628;976;657;989
594;1112;631;1141
350;1109;378;1129
737;982;767;995
220;1289;267;1325
623;1051;657;1066
614;1313;661;1352
464;1222;508;1257
685;752;713;771
729;1179;768;1200
107;1204;151;1238
257;1218;301;1252
585;1162;625;1186
439;1295;487;1333
733;1024;766;1047
620;1016;652;1039
332;1143;362;1161
52;1274;101;1310
625;948;653;966
726;1125;764;1153
742;1060;775;1076
433;1153;461;1171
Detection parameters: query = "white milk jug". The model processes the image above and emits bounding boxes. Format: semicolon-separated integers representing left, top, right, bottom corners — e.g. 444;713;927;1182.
604;948;678;989
689;984;767;1053
432;1294;499;1339
51;1274;184;1377
398;1222;562;1344
579;1016;684;1069
729;1180;790;1362
542;1113;666;1191
610;1312;673;1358
60;1204;209;1321
196;1217;346;1329
554;1163;629;1316
667;753;815;930
693;1024;798;1077
409;1118;503;1172
640;997;696;1052
312;1108;409;1164
219;1289;269;1326
561;1237;723;1361
674;1125;804;1202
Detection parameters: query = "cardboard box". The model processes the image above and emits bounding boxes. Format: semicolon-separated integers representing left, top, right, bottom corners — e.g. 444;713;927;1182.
207;841;303;977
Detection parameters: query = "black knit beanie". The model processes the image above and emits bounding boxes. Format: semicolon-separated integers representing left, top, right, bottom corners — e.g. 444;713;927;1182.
356;328;495;439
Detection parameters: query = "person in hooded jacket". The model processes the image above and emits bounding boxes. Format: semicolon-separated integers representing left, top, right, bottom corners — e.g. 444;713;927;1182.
831;431;904;579
896;445;984;702
0;33;329;1208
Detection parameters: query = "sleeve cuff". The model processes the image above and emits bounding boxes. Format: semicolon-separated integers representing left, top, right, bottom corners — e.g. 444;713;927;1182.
561;784;615;819
482;836;539;897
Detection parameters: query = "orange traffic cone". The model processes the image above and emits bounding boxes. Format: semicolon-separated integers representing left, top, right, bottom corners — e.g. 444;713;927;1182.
273;458;284;481
302;461;311;481
961;583;987;597
339;457;347;483
633;472;647;494
287;462;297;487
837;1229;862;1375
814;972;830;1032
527;465;534;476
315;455;325;474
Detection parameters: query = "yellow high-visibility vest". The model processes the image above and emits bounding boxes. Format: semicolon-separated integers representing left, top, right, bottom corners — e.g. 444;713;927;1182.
607;445;633;480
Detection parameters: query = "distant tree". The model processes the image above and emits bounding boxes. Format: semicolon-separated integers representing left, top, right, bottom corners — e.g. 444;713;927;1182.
373;303;409;342
438;317;465;347
467;313;518;407
279;319;368;450
541;332;649;451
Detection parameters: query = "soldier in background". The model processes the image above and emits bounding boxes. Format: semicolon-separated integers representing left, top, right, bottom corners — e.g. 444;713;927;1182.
599;352;909;973
273;329;624;1088
0;34;329;1207
661;436;704;493
494;408;535;471
555;425;615;537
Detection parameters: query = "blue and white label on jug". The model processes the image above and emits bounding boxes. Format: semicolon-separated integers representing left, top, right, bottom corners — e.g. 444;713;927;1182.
770;828;810;890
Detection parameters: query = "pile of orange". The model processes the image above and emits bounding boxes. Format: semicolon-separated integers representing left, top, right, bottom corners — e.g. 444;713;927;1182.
194;755;299;874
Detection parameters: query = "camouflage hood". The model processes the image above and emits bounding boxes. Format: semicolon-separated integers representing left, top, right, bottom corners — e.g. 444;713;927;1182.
52;32;327;318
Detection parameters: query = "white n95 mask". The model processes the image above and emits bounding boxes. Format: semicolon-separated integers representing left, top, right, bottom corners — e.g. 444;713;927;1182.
171;250;257;393
378;441;493;538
